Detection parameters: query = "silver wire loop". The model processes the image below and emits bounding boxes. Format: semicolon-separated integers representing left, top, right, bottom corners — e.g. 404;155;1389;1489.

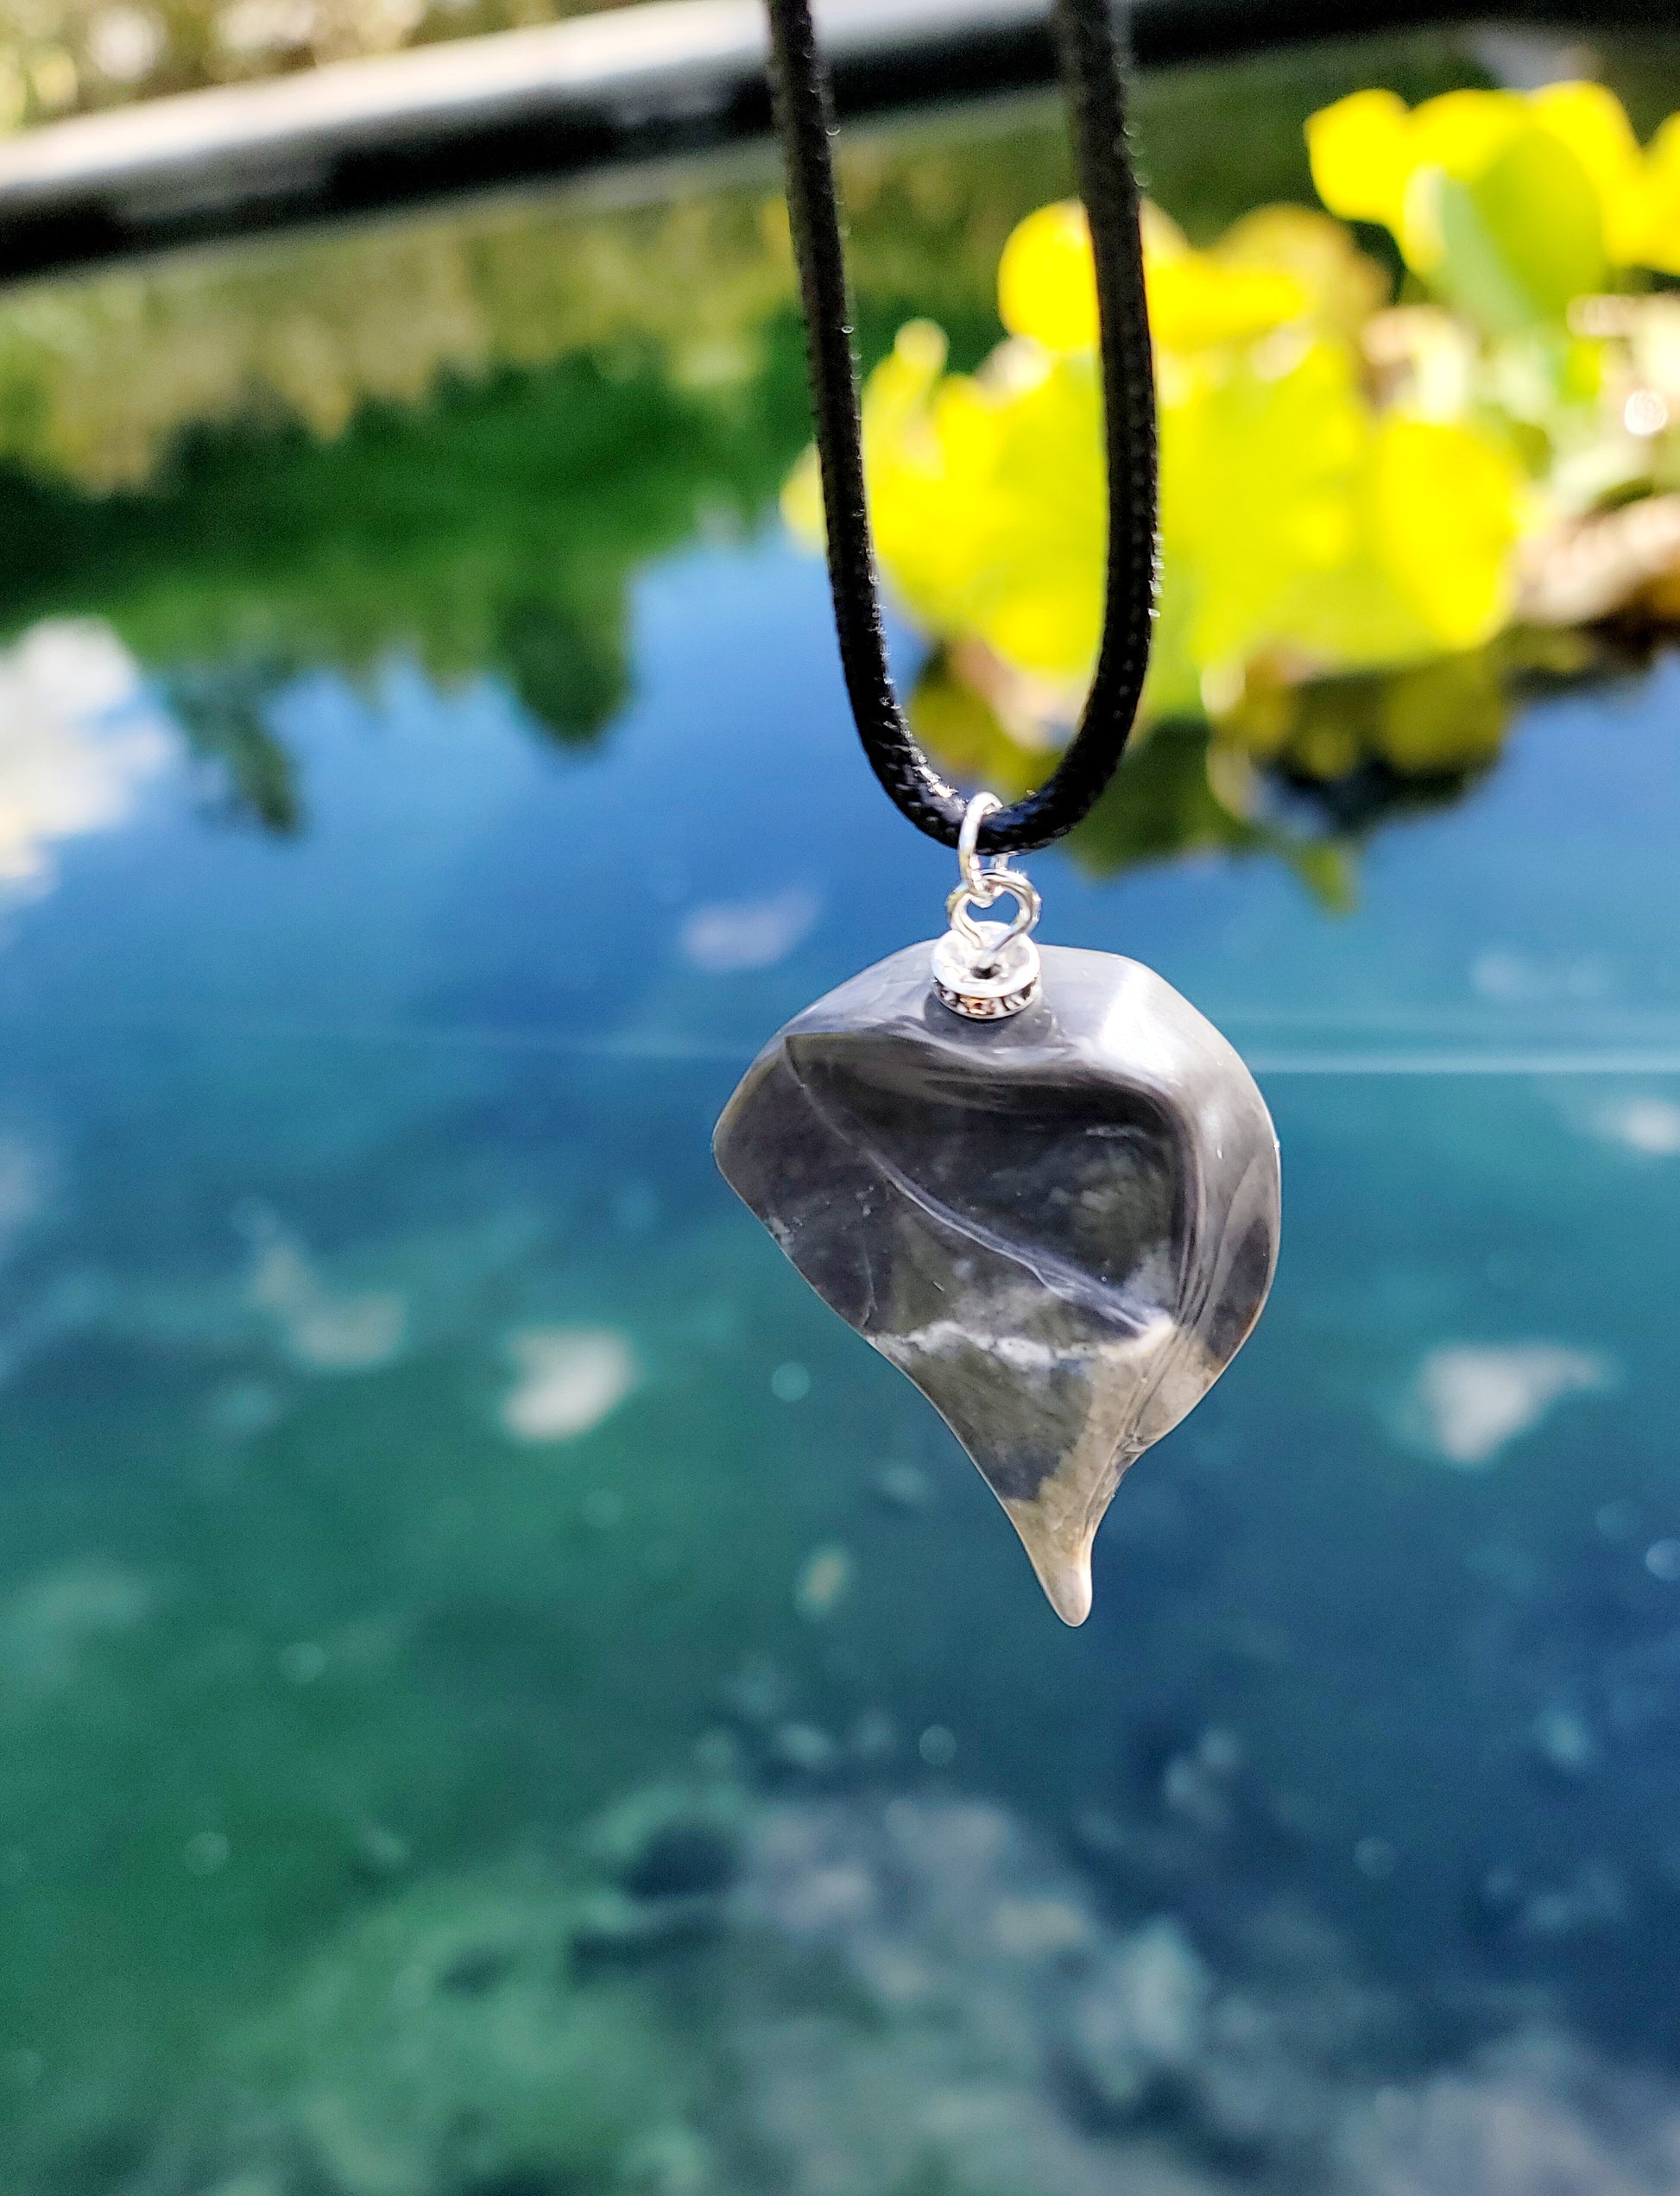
932;792;1044;1019
951;792;1042;946
957;792;1000;899
945;873;1042;951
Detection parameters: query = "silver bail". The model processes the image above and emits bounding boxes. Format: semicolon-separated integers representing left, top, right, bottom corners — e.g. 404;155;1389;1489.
931;792;1043;1020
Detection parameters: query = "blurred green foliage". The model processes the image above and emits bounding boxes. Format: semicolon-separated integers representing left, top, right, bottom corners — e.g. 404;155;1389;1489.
0;35;1675;892
0;0;627;130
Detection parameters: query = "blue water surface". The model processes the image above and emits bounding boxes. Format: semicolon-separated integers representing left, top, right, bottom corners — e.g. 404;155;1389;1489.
2;527;1678;2187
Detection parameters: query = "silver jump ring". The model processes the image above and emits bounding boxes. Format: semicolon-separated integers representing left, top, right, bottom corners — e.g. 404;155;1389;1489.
957;791;1001;901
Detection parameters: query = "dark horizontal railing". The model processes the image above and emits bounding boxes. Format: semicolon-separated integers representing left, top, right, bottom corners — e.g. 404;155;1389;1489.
0;0;1669;284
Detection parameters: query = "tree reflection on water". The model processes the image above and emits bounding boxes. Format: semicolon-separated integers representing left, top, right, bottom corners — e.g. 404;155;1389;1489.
0;40;1671;894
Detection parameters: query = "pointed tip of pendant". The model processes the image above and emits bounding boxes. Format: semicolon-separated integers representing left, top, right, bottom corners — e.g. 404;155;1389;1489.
1033;1548;1095;1628
1000;1503;1096;1624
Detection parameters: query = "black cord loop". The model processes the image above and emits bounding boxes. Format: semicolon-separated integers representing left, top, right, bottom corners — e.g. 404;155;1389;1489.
766;0;1158;856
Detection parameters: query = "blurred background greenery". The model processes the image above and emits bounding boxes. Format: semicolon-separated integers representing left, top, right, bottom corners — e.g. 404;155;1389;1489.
2;30;1677;900
0;0;622;130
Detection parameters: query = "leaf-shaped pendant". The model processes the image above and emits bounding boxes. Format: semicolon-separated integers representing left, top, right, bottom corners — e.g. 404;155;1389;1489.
715;843;1279;1624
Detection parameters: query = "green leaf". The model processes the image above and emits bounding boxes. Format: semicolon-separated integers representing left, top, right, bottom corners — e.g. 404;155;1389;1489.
1431;126;1607;333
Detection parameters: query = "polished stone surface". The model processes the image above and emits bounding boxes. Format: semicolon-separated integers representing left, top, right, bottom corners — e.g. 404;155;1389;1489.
714;944;1281;1625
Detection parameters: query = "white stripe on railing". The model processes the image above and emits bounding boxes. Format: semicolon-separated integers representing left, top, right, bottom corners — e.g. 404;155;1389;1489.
0;0;1050;214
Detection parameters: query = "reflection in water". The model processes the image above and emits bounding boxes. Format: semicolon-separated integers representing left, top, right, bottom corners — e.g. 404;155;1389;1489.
1401;1342;1615;1470
1595;1095;1680;1157
238;1202;410;1371
501;1325;637;1441
0;350;799;774
0;145;1609;903
679;888;821;975
0;41;1594;887
0;619;173;887
0;611;1675;2180
1;49;1680;2196
918;646;1514;910
163;658;301;831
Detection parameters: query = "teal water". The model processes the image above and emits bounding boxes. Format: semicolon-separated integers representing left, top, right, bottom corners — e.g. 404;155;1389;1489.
1;521;1678;2187
3;33;1680;2176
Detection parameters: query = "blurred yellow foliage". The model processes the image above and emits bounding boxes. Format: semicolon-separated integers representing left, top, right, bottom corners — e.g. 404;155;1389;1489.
785;190;1526;731
998;201;1100;352
786;77;1679;798
1307;80;1680;315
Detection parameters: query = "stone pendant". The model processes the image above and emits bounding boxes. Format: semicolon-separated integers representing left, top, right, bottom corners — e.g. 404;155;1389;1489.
714;935;1280;1626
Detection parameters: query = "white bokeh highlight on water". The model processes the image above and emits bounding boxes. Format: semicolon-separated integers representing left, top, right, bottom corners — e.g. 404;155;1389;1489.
0;620;174;892
239;1203;408;1372
1405;1343;1615;1468
679;887;819;974
1595;1095;1680;1156
501;1327;636;1442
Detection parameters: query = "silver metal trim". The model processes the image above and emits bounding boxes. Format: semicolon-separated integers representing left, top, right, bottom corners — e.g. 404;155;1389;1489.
932;790;1043;1019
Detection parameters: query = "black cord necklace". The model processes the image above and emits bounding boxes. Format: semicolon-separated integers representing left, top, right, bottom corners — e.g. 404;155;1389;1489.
765;0;1159;855
714;7;1279;1627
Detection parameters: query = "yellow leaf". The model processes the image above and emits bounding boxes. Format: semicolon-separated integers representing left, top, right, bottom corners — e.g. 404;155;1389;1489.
957;357;1107;675
1369;415;1524;649
996;194;1363;362
848;315;1108;681
1528;80;1647;264
1393;96;1533;278
794;174;1537;744
1311;88;1531;276
1158;335;1372;675
1407;89;1525;180
1216;204;1391;335
1308;79;1669;292
1306;89;1413;230
997;201;1099;354
1146;256;1308;351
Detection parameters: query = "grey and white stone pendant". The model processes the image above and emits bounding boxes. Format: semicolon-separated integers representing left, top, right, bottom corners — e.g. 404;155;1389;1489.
713;819;1279;1626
